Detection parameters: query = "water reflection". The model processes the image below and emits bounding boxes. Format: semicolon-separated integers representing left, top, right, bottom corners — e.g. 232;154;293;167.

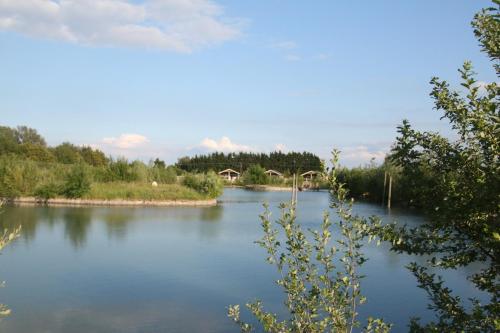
102;209;136;241
0;190;483;333
63;208;93;249
1;204;227;249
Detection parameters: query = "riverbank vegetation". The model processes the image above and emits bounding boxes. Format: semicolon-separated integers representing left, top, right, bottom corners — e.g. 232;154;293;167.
231;2;499;331
0;129;223;201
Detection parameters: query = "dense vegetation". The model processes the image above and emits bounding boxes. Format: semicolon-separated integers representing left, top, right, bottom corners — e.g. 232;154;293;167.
231;1;499;332
176;151;323;173
0;127;222;200
372;2;499;330
229;151;391;332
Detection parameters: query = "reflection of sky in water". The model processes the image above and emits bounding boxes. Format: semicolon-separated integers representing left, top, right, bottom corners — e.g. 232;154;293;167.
0;189;485;332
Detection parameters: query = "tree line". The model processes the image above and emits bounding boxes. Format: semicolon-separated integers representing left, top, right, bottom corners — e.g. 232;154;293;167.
176;151;323;174
0;125;108;166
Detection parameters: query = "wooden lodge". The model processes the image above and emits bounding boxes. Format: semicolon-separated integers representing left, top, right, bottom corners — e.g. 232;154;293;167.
218;168;240;181
300;170;320;181
300;170;321;190
264;169;283;178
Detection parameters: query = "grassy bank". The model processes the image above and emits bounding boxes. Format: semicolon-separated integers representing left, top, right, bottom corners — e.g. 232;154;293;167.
0;156;224;202
85;182;207;201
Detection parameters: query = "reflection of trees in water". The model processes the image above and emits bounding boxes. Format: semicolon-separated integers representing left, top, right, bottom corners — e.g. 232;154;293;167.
197;206;224;239
0;207;39;242
102;208;135;241
63;208;93;249
200;206;223;222
39;207;60;228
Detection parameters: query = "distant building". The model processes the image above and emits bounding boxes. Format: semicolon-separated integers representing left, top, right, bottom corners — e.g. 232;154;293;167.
218;168;240;181
300;170;320;181
264;169;283;178
300;170;321;190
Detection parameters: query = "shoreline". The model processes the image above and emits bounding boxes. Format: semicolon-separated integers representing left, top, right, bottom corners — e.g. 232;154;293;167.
243;185;293;192
7;197;217;207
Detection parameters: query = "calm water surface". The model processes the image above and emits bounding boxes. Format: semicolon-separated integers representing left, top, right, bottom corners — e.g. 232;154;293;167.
0;189;482;332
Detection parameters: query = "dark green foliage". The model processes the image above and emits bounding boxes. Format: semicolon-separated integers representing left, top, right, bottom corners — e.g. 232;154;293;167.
0;125;113;167
34;182;60;200
0;126;21;155
61;164;91;198
150;165;177;184
182;171;223;198
176;151;322;173
79;146;108;167
337;163;387;202
14;126;46;146
153;158;166;169
106;158;131;181
473;0;500;75
242;164;269;185
370;3;500;330
52;142;82;164
19;143;55;162
0;156;40;198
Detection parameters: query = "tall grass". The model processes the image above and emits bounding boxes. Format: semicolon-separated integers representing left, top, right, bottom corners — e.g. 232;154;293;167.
86;182;207;201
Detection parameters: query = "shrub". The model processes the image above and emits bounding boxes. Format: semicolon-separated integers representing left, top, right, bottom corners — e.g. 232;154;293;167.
34;182;60;201
0;157;40;198
61;164;91;198
242;164;269;185
149;165;177;184
182;171;223;198
228;151;391;332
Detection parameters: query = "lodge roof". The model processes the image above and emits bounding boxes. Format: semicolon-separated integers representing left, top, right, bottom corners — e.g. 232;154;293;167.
300;170;320;177
265;169;283;176
218;168;240;175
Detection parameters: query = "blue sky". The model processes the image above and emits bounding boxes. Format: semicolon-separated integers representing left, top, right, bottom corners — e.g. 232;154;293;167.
0;0;497;166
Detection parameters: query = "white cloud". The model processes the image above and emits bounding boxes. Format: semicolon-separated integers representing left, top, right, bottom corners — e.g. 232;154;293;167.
102;133;149;149
285;54;301;61
272;40;297;49
339;145;388;167
0;0;243;52
274;143;287;152
199;136;254;152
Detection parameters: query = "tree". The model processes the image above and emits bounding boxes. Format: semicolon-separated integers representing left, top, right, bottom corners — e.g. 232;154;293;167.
228;151;391;332
182;171;223;198
153;158;166;169
242;164;269;185
0;126;18;155
372;2;499;331
19;143;55;162
62;164;91;198
79;146;107;167
52;142;82;164
14;126;46;146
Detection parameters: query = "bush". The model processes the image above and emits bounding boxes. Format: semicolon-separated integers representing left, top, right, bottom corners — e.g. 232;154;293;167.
61;164;91;198
242;164;269;185
149;165;177;184
0;157;40;198
182;171;223;198
34;182;60;200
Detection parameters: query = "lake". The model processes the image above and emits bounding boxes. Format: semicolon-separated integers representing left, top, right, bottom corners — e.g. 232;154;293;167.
0;189;483;332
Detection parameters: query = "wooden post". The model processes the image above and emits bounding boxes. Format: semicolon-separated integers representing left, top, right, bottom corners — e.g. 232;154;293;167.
387;174;392;209
382;171;387;206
